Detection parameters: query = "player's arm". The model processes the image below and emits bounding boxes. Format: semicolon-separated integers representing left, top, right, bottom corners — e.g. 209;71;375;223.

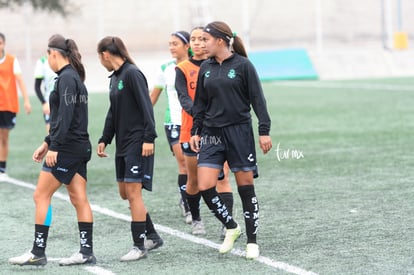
34;78;47;104
175;67;194;115
15;74;31;114
150;86;162;105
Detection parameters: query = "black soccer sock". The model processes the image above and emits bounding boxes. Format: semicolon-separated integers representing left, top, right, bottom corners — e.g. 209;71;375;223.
178;174;189;212
238;185;259;244
219;192;234;217
0;161;6;173
78;222;93;255
31;224;49;256
201;187;237;229
186;191;202;221
131;221;146;250
145;213;157;235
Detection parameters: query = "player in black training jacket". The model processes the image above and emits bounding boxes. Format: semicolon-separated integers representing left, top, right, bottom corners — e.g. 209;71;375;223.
9;34;96;267
189;21;273;259
96;36;163;262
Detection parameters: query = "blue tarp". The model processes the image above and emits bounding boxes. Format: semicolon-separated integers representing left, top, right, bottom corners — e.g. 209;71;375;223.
249;48;318;81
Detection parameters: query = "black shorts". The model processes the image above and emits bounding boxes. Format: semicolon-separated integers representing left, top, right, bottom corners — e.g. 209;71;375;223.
42;152;91;185
115;150;154;191
164;125;181;151
198;123;259;177
181;142;197;157
0;111;16;129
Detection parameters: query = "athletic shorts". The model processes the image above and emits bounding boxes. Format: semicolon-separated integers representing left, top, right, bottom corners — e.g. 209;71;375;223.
42;152;91;185
0;111;16;129
198;123;259;177
115;150;154;191
164;125;181;151
181;142;197;157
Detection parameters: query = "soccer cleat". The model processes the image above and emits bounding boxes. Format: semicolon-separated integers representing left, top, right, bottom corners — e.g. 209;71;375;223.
191;220;206;235
120;246;147;262
185;211;192;224
219;224;241;254
0;172;9;182
219;225;226;240
144;234;164;251
59;252;96;266
9;251;47;266
245;243;260;259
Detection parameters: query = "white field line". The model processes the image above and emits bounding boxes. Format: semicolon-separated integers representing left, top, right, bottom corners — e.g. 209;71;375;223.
4;176;318;275
272;81;414;91
49;258;116;275
83;266;117;275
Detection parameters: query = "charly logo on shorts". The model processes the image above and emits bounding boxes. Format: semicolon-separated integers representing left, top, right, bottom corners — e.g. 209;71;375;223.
118;80;124;90
228;69;236;79
56;167;68;173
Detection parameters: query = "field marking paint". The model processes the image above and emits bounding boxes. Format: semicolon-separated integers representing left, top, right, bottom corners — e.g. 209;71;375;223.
48;258;116;275
272;81;414;91
4;176;318;275
83;266;116;275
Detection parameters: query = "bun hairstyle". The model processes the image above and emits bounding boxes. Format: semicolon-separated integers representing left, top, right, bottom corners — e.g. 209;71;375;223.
203;21;247;58
97;36;135;65
48;34;86;81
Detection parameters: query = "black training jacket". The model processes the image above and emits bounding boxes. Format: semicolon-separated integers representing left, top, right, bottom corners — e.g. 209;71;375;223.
191;54;271;136
45;64;90;156
99;62;157;156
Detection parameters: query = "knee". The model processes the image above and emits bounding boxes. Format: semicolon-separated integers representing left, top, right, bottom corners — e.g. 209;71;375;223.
33;189;50;206
119;191;127;200
125;189;138;203
32;190;42;205
0;138;7;147
69;195;88;209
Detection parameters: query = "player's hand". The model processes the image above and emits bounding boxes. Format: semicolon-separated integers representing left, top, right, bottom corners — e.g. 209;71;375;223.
142;142;154;157
42;103;50;115
32;142;48;163
24;100;32;114
190;135;201;153
259;135;272;154
45;150;58;167
96;142;108;158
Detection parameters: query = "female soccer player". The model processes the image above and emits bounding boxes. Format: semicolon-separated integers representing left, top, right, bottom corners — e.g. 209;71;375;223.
175;27;234;237
150;31;192;223
0;32;31;177
189;21;273;259
9;34;95;266
96;36;163;262
33;55;56;133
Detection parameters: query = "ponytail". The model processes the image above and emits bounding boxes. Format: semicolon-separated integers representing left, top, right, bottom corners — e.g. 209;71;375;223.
97;36;135;65
204;21;248;58
48;34;86;82
231;35;247;58
65;39;86;82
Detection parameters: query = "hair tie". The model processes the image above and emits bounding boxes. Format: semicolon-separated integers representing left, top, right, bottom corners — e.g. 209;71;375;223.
232;32;237;38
